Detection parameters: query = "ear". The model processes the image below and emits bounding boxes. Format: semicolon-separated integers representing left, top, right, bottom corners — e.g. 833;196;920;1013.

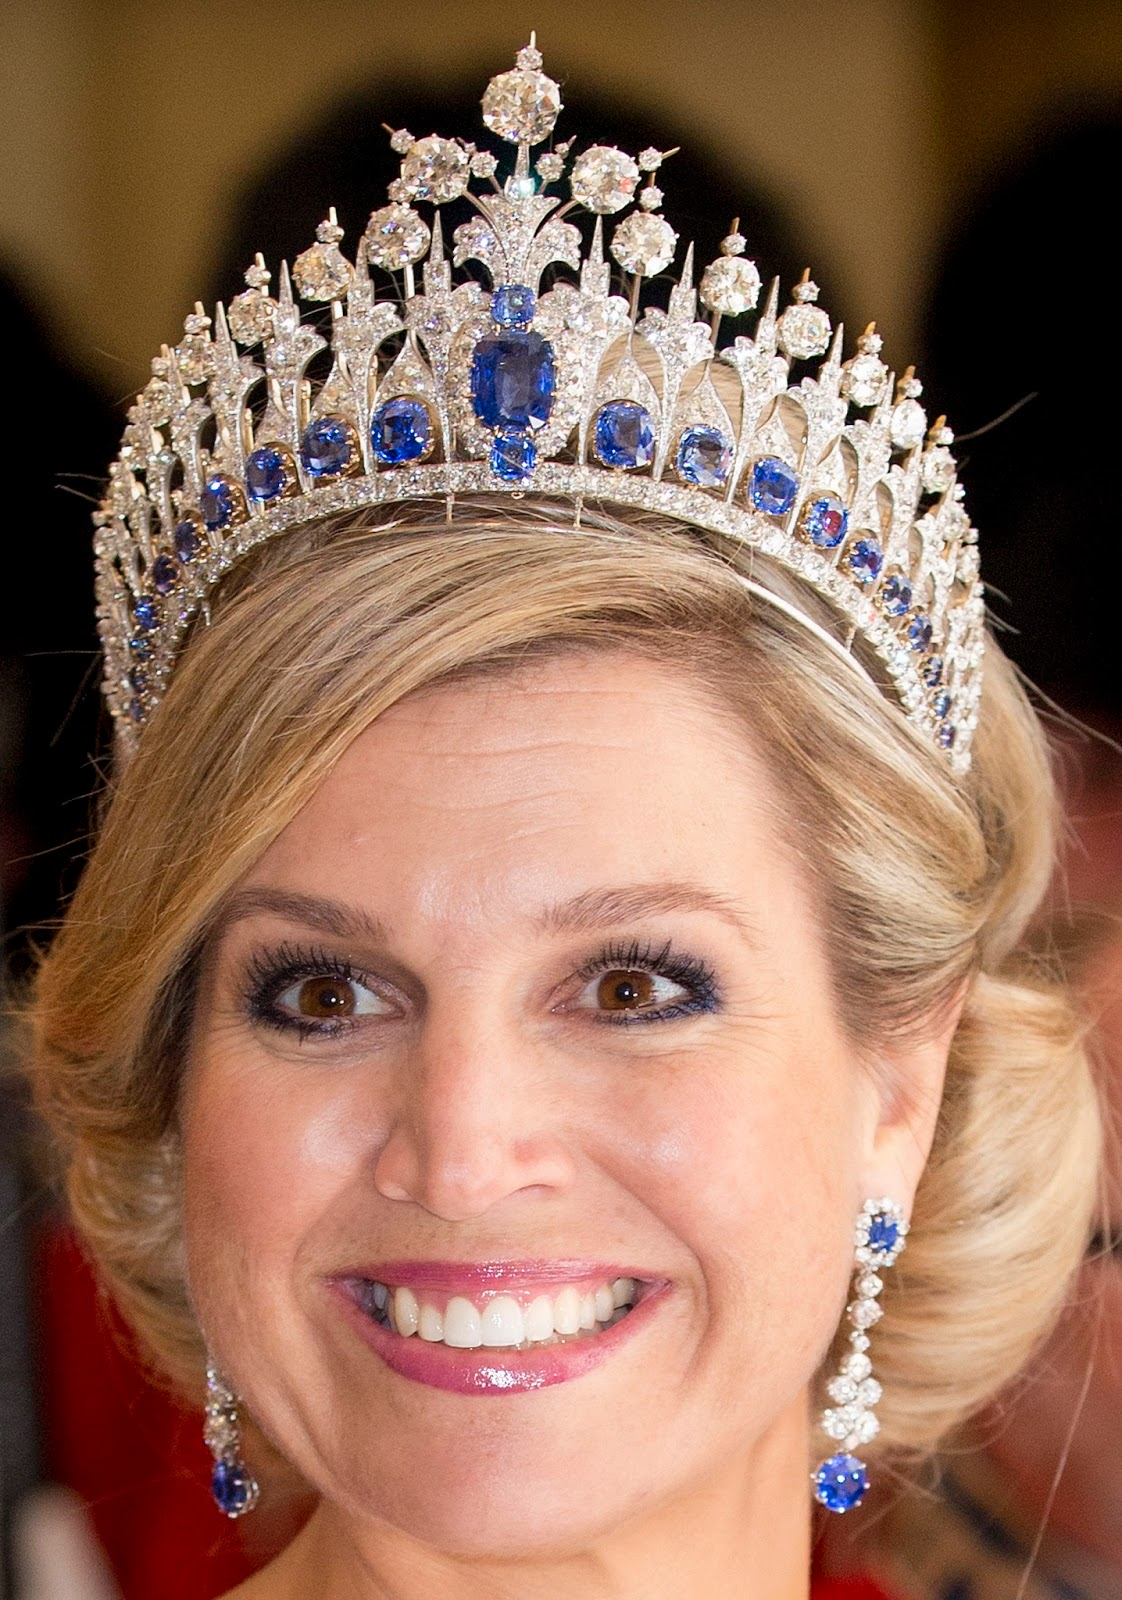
855;993;964;1214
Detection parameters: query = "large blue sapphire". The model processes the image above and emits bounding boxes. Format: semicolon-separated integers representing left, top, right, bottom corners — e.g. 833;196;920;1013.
151;554;179;594
174;515;202;563
924;655;944;689
907;613;934;653
749;456;799;515
881;574;912;616
371;398;431;465
246;445;291;503
594;402;655;469
491;284;536;328
300;415;354;478
200;475;237;531
211;1459;257;1518
847;538;884;585
814;1453;869;1514
133;595;159;633
802;494;849;549
471;331;555;431
677;425;732;488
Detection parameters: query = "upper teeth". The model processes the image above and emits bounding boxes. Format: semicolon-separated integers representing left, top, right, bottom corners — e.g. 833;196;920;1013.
372;1277;637;1350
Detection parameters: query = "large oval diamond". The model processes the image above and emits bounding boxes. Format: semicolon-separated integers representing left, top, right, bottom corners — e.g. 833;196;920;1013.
471;331;556;431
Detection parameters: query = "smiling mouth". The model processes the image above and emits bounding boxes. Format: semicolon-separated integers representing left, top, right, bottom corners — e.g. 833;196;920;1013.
350;1275;640;1352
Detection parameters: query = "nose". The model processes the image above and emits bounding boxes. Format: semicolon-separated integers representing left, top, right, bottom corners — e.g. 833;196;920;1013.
373;1007;579;1221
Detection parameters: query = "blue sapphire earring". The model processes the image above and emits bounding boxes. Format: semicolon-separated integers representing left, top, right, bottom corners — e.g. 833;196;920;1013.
205;1361;260;1517
813;1197;908;1514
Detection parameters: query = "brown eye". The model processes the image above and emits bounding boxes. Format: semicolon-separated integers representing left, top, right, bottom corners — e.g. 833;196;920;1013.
596;970;656;1011
296;977;357;1018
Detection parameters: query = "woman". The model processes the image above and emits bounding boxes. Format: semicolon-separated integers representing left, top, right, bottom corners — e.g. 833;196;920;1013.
29;45;1100;1600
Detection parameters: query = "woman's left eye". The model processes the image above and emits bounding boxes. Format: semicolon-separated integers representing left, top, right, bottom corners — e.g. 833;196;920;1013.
273;974;391;1022
572;967;694;1018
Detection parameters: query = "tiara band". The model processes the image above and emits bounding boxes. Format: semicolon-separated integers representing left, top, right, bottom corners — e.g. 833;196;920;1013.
94;40;984;770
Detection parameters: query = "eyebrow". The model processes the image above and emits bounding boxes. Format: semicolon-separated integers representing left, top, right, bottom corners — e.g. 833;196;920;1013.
211;880;763;949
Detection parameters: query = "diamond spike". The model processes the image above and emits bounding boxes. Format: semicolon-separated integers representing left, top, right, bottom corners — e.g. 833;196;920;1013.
679;241;695;291
278;261;294;308
214;301;232;346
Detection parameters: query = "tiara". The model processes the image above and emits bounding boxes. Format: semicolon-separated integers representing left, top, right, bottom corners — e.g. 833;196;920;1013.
94;40;983;770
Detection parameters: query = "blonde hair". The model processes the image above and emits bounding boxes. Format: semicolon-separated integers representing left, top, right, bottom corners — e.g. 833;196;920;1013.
29;498;1101;1457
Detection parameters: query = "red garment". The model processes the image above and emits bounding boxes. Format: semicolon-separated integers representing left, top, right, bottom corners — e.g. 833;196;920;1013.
36;1221;898;1600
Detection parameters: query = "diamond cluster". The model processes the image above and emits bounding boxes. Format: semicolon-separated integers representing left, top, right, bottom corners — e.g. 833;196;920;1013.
95;42;984;769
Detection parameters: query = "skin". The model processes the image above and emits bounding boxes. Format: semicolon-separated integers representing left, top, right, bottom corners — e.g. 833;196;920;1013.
181;652;952;1600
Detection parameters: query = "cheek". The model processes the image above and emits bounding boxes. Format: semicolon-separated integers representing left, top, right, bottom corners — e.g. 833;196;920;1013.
180;1042;379;1316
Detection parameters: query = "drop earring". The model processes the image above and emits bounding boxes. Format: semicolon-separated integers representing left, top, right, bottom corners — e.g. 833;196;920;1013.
205;1360;260;1517
813;1196;908;1513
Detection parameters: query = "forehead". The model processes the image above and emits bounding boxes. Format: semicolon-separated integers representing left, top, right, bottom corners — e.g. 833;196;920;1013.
242;650;809;936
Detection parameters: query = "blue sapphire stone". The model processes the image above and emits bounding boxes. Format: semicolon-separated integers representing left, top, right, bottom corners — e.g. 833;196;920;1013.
133;595;159;633
848;538;884;584
924;655;944;688
814;1453;869;1514
677;425;733;488
174;516;202;563
246;445;290;503
907;613;934;653
371;398;431;465
211;1458;256;1518
200;475;236;531
938;723;956;750
151;553;178;594
129;634;153;661
749;456;799;515
471;330;555;431
594;402;655;469
934;691;952;719
491;284;536;328
882;574;912;616
803;494;849;549
129;666;149;696
128;697;144;725
300;415;353;478
490;428;537;481
867;1213;900;1255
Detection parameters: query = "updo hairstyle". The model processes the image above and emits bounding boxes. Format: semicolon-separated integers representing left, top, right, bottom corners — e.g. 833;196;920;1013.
28;499;1101;1461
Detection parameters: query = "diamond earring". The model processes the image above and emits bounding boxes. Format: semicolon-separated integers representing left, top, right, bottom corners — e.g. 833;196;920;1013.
205;1361;260;1517
813;1197;909;1513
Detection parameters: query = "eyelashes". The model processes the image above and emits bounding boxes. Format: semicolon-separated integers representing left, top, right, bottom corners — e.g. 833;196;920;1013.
240;936;721;1041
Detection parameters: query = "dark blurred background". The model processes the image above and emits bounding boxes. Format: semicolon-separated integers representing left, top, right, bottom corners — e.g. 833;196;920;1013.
1;2;1120;1596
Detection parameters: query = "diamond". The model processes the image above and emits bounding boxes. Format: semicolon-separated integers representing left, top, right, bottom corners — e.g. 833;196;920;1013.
174;333;211;385
227;289;276;345
300;415;356;478
174;515;203;563
891;398;927;450
722;231;747;255
490;428;537;481
293;240;353;301
593;402;655;469
536;151;565;183
245;445;295;503
921;444;956;494
847;537;884;584
851;1298;882;1329
778;302;831;360
676;425;732;488
389;127;414;154
841;351;888;407
482;63;562;145
814;1454;869;1515
151;554;179;594
827;1376;858;1405
858;1378;883;1407
203;1413;238;1455
365;204;430;270
401;135;470;202
749;456;799;515
700;255;761;316
843;1353;872;1381
639;185;664;211
907;613;934;653
211;1459;258;1519
470;150;498;179
471;330;555;430
856;1273;884;1299
638;147;664;171
491;284;536;327
570;145;640;214
139;374;171;427
800;494;849;548
881;573;912;616
611;212;678;277
370;398;432;465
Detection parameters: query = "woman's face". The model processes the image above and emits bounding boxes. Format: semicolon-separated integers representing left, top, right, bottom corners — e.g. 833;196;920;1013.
182;651;936;1560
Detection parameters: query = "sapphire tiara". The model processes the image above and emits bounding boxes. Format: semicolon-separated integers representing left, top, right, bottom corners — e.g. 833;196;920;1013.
95;39;984;768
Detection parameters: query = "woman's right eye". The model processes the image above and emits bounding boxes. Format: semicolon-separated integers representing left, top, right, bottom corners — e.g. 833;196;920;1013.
272;974;393;1023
